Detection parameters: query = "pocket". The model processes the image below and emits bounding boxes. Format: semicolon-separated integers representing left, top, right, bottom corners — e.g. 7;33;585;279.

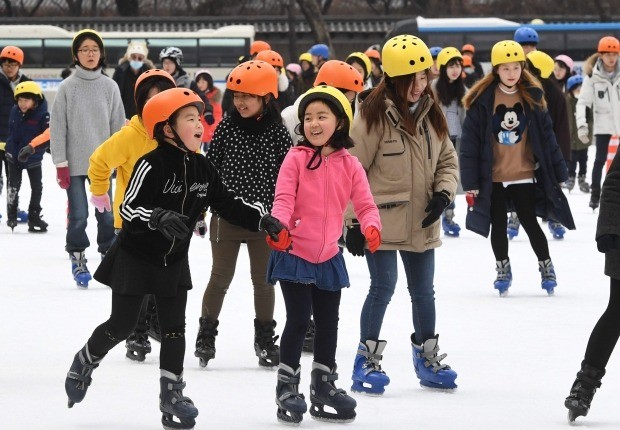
377;201;410;243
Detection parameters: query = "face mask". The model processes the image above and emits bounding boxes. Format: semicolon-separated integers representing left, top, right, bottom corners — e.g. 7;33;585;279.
130;60;144;70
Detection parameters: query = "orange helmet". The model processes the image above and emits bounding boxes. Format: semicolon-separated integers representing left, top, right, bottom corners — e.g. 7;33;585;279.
462;55;473;67
134;69;176;94
314;60;364;93
226;60;278;98
142;88;205;139
461;43;475;54
0;46;24;65
250;40;271;56
364;49;381;61
255;50;284;68
598;36;620;53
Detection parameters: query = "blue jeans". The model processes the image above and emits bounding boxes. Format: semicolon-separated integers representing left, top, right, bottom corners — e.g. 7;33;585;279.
66;175;114;254
360;249;436;344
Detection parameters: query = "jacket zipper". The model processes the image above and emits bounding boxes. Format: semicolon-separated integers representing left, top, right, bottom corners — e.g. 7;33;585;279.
164;154;189;266
317;155;328;263
423;122;432;160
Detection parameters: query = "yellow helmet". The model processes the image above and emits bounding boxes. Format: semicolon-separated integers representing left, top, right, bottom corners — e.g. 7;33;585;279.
72;28;104;57
346;52;372;80
14;81;43;100
382;35;432;77
436;47;463;69
491;40;525;66
526;50;554;79
299;53;313;63
298;85;353;130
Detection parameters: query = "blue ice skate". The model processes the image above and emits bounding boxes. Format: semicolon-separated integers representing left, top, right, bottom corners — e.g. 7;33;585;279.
441;209;460;237
548;221;565;240
539;259;557;295
411;334;457;390
507;213;520;240
65;343;103;408
70;251;92;288
494;259;512;296
16;209;28;223
351;340;390;395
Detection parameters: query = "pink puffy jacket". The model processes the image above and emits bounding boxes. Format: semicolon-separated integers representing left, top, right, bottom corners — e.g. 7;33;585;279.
271;146;381;264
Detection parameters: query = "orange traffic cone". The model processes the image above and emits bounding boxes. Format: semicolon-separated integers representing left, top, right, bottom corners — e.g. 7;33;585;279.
607;135;619;173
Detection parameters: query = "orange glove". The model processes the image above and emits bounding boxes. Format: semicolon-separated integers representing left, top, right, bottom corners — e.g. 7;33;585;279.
266;229;292;252
364;226;381;253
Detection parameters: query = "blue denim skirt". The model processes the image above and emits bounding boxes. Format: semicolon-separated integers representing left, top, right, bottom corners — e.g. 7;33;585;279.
267;251;350;291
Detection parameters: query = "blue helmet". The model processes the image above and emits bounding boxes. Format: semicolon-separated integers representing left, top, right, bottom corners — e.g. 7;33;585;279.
309;44;330;60
430;46;443;58
514;27;539;45
566;75;584;92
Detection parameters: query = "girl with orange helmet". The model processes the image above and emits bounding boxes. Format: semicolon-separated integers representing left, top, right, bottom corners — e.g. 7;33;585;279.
195;61;292;369
575;36;620;210
64;87;286;430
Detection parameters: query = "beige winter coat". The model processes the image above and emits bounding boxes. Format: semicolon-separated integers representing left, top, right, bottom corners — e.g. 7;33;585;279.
346;94;459;252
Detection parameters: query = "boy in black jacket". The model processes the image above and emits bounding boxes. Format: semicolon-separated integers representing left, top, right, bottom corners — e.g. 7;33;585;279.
64;88;285;430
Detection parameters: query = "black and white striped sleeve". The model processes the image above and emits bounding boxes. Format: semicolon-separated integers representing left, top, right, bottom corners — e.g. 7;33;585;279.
120;159;158;231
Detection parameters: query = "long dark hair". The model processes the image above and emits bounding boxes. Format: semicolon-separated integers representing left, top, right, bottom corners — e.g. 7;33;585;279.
435;59;466;107
360;70;448;140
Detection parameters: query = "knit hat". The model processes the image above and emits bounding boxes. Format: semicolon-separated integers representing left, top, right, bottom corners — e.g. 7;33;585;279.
127;41;148;57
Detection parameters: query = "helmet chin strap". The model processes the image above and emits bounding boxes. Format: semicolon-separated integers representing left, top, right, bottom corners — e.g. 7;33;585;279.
166;122;190;152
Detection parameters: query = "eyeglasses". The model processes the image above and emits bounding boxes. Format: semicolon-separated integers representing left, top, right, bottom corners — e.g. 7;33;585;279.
1;62;19;69
78;48;101;55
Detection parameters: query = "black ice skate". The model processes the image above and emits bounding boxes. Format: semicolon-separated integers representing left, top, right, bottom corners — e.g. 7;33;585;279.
589;190;600;211
65;343;103;408
126;331;152;362
27;209;48;233
565;361;605;423
254;318;280;367
309;362;356;423
194;318;218;367
160;371;199;430
303;319;315;353
276;363;307;425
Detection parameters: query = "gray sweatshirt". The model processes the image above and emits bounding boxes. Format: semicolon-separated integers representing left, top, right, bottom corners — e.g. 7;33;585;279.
51;65;125;176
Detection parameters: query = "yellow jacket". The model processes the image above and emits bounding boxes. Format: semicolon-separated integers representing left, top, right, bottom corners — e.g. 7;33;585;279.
89;115;157;228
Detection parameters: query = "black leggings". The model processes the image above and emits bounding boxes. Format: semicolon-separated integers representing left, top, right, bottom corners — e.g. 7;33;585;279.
88;290;187;375
568;149;588;178
490;182;549;261
7;162;43;212
584;278;620;371
279;281;341;370
591;134;612;195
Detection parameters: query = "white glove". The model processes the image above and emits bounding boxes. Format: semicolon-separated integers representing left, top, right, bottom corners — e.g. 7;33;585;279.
578;125;590;144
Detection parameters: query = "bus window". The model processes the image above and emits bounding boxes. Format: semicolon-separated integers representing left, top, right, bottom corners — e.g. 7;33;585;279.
198;38;248;67
43;39;73;67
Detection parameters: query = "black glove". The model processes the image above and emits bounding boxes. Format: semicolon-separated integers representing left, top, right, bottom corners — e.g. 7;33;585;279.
345;225;366;257
421;191;451;228
596;234;620;253
204;111;215;125
18;145;35;163
149;208;190;241
261;214;286;241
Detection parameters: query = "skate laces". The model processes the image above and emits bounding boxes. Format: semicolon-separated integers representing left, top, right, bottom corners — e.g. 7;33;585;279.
359;349;385;373
495;261;511;281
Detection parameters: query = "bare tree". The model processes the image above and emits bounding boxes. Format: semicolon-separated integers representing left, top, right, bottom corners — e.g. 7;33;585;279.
296;0;334;57
65;0;83;15
115;0;138;16
593;0;612;21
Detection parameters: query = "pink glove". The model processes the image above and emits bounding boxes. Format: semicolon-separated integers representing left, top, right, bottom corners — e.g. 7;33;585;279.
90;194;111;213
56;166;70;189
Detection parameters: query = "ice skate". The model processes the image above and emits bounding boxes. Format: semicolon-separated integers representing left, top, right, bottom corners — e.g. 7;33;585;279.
565;176;575;192
351;340;390;395
6;217;17;231
194;318;218;367
565;362;605;423
254;319;280;367
589;190;600;211
302;319;315;353
65;343;103;408
27;209;48;233
159;371;199;430
441;208;461;237
309;362;356;423
6;203;17;231
494;259;512;297
578;175;590;193
411;334;457;390
126;331;151;362
70;251;91;288
16;209;28;223
538;259;557;295
548;220;565;240
507;212;520;240
146;295;162;342
276;364;307;425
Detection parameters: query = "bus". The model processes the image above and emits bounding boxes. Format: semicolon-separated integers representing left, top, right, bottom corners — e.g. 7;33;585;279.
386;17;620;62
0;24;254;95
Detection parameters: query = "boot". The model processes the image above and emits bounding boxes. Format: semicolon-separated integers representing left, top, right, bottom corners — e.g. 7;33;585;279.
411;333;457;390
565;361;605;423
494;259;512;296
254;319;280;367
578;175;590;193
276;363;307;424
547;220;566;240
159;370;199;430
441;208;461;237
590;189;600;210
194;318;218;368
309;362;356;422
303;319;315;353
507;212;520;240
351;340;390;395
565;175;575;191
70;251;91;288
65;343;103;408
27;208;48;233
539;258;557;295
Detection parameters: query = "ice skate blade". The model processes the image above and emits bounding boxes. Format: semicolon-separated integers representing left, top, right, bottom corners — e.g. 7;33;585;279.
419;381;458;392
277;408;304;426
76;282;89;289
351;380;386;396
161;412;196;430
195;355;212;368
68;399;75;408
125;350;147;362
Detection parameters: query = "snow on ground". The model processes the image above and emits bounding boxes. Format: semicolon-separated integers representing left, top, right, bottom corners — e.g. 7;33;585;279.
1;148;619;429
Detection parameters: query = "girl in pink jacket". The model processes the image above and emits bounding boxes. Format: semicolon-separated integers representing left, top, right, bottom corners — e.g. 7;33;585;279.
266;85;381;425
